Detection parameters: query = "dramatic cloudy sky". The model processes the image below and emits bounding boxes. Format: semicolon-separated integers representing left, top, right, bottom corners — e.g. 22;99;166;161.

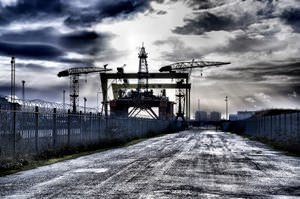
0;0;299;117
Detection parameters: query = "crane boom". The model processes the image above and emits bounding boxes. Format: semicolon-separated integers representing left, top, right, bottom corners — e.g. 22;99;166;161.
57;66;111;77
159;60;230;72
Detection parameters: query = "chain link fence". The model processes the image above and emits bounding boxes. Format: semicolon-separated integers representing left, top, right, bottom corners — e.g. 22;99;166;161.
0;105;171;161
225;112;300;153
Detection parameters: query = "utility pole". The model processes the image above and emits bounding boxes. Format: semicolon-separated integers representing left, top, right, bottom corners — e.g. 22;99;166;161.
84;97;87;114
22;80;25;103
63;89;66;110
198;99;200;110
225;96;228;120
11;57;15;104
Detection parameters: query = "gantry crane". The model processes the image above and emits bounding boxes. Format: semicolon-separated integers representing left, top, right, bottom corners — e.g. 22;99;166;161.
159;60;230;121
57;66;111;113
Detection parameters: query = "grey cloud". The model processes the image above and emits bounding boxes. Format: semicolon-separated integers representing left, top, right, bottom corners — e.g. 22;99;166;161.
156;10;167;15
16;63;52;72
216;32;288;54
153;37;203;61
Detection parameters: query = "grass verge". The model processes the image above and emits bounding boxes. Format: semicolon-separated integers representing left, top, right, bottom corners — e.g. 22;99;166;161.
0;127;179;177
232;132;300;156
0;134;166;177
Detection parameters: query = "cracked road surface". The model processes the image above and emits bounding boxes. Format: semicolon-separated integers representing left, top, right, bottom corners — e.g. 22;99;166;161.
1;130;300;198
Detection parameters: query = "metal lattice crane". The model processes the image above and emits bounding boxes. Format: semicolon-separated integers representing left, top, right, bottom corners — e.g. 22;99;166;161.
57;66;112;113
159;60;230;73
159;59;230;121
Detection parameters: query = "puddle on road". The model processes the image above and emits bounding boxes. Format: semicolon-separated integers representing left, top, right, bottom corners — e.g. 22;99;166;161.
73;168;108;173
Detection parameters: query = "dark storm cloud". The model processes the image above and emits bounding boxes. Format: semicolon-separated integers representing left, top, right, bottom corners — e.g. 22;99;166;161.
0;41;64;59
281;8;300;32
0;0;63;24
151;0;227;10
205;61;300;84
0;27;57;43
59;31;113;56
228;61;300;80
64;0;151;27
184;0;228;10
171;0;280;35
0;28;117;63
172;12;253;35
0;0;152;28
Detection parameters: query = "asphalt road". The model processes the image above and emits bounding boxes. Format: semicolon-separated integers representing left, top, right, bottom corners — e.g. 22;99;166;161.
0;129;300;198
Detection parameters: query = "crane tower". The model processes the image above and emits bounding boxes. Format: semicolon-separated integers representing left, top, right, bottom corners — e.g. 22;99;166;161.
57;66;111;112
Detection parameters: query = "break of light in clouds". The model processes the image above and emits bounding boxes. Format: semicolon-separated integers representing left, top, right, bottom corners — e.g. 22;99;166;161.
0;0;299;115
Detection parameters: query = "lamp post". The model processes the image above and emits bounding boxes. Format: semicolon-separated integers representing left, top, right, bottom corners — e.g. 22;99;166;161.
11;57;15;104
225;96;228;120
22;80;25;103
63;90;66;110
84;97;87;114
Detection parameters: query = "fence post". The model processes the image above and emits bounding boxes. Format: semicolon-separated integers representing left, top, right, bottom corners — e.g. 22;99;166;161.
270;115;273;140
290;113;292;136
284;113;287;139
79;111;82;143
98;113;101;143
35;106;39;153
67;109;71;146
53;108;57;148
296;111;300;140
12;103;16;159
89;112;92;143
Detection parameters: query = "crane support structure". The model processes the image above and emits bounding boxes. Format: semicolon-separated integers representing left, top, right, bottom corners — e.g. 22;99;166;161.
58;66;111;113
100;72;190;118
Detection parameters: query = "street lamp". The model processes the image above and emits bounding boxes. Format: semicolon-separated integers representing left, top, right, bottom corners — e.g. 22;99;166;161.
225;96;228;120
84;97;87;113
11;57;15;104
22;80;25;103
63;90;66;110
